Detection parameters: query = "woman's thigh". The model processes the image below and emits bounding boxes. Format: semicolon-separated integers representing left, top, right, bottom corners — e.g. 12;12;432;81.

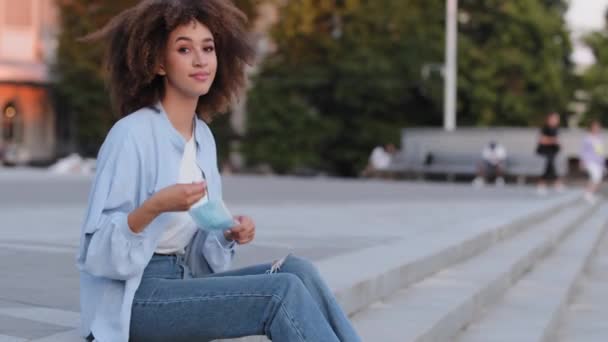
131;270;337;342
131;273;282;341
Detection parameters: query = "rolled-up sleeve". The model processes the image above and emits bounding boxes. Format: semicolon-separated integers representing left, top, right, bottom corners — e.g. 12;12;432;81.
78;123;149;280
202;230;236;273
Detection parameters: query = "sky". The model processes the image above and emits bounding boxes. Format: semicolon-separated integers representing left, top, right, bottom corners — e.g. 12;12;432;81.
565;0;608;66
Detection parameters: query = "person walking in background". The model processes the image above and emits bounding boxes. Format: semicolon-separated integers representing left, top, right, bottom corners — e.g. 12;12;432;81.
536;112;564;195
580;120;605;204
472;141;507;187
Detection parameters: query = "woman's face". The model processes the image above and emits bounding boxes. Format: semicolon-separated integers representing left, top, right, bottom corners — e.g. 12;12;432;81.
159;21;218;99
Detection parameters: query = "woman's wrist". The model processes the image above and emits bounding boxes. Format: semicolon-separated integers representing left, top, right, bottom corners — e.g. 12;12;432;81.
127;198;162;234
143;196;162;217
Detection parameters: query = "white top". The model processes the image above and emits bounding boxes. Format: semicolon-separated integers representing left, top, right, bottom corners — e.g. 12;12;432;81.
370;146;392;169
481;144;507;165
155;135;209;254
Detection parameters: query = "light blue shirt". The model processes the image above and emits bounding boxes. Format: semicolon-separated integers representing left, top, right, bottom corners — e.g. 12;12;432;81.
76;103;236;341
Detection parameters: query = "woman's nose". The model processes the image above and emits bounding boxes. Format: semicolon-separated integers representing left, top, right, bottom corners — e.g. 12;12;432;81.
193;51;206;67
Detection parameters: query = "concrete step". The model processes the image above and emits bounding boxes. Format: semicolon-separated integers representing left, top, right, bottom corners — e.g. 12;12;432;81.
457;203;608;342
351;200;595;342
320;193;581;316
556;215;608;342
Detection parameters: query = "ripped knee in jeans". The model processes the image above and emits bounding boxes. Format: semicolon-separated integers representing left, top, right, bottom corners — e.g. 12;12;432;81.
266;253;293;274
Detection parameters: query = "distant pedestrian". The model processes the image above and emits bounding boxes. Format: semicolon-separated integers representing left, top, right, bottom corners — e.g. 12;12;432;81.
580;120;605;204
536;112;564;195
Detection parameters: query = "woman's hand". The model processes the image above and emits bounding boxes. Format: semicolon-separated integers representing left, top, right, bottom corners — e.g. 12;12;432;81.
128;182;206;234
224;215;256;245
148;182;207;214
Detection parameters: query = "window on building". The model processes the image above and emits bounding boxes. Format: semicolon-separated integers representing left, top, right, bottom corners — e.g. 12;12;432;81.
3;102;19;141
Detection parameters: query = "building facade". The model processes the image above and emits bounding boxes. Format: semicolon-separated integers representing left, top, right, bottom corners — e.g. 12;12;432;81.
0;0;58;165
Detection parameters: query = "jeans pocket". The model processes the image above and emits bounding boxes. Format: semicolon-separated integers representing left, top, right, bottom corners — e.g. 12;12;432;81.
142;256;181;280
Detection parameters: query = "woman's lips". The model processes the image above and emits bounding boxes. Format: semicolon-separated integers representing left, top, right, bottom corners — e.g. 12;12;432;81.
190;72;210;82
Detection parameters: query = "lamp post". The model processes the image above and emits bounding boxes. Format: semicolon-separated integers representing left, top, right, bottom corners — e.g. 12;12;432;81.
444;0;458;131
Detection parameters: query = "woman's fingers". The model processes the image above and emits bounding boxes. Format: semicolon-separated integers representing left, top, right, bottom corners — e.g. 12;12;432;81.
184;182;206;197
230;226;247;238
228;216;256;244
242;232;255;243
230;225;255;244
240;231;255;244
183;182;207;207
192;182;207;196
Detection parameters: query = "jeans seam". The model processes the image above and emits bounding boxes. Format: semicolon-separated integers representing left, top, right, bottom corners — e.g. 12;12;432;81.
132;293;279;305
276;298;307;342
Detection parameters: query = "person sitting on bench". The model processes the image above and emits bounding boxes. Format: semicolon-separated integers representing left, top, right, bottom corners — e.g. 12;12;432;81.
473;141;507;187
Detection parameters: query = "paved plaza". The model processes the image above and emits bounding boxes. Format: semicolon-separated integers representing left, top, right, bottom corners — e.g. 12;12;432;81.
0;168;603;341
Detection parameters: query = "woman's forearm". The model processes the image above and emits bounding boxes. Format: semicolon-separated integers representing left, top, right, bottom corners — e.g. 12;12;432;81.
127;199;161;234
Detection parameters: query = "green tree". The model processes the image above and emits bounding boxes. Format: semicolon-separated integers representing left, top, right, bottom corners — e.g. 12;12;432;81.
244;0;574;176
458;0;573;126
53;1;138;156
582;11;608;124
245;0;445;176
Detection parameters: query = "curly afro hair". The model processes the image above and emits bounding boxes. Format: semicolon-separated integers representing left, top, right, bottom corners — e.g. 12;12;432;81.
84;0;256;121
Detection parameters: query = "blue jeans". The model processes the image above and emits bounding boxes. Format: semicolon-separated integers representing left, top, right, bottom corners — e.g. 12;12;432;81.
130;254;362;342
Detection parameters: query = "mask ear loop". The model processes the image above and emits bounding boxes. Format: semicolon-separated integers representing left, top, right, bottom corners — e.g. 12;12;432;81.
200;169;207;195
194;135;208;199
195;164;208;199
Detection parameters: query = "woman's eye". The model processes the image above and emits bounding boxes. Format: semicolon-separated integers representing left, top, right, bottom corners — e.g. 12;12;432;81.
178;47;190;54
203;46;215;53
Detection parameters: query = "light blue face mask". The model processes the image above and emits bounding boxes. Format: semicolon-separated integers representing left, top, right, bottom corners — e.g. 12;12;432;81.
189;167;236;231
189;200;236;231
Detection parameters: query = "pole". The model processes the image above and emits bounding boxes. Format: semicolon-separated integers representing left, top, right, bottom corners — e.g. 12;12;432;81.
444;0;458;131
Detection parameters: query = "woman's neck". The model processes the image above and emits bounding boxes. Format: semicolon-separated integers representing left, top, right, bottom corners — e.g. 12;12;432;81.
161;90;198;141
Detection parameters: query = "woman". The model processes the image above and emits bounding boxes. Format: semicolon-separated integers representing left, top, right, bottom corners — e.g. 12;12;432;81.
76;1;361;341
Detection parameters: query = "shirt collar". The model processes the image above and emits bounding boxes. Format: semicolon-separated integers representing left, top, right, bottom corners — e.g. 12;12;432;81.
154;101;205;151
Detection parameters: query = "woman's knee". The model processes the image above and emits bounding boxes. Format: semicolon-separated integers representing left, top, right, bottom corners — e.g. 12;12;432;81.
272;273;308;299
281;255;321;282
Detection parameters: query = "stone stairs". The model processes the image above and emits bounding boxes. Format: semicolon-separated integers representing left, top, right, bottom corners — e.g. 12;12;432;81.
351;199;608;342
21;193;599;342
224;193;594;342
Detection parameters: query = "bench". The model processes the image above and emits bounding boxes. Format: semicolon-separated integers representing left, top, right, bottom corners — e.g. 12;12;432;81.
376;150;568;184
424;151;478;181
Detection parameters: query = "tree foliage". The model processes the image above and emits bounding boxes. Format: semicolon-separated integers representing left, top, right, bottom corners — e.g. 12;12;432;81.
53;1;138;156
244;0;574;176
458;0;573;126
582;11;608;125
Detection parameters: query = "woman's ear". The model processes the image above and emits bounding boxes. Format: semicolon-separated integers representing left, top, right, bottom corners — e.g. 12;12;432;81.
157;63;166;76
